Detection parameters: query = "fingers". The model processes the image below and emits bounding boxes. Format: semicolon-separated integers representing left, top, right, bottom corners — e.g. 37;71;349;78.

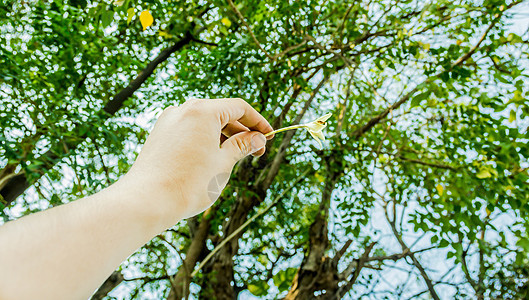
220;131;265;157
221;121;266;157
208;98;274;138
184;98;272;159
222;121;249;137
220;121;266;156
221;131;267;161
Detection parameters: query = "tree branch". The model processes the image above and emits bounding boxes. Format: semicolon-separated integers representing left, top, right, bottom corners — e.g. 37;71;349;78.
337;242;377;297
384;202;441;300
102;31;194;115
226;0;273;60
352;8;512;140
190;169;310;277
0;31;197;206
90;270;124;300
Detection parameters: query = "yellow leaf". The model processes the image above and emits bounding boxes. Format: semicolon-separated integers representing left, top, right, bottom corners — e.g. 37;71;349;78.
140;10;153;31
113;0;125;6
314;173;325;183
127;7;135;25
436;184;444;196
476;169;491;179
221;17;231;27
158;30;173;38
486;207;492;216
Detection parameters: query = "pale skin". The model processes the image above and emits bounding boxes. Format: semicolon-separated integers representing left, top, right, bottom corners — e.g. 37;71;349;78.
0;98;274;300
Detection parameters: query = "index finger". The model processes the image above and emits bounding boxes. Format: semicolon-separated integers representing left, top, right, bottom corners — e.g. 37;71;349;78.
210;98;274;138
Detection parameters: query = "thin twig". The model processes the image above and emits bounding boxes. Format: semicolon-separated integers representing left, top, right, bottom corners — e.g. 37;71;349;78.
190;168;311;277
384;201;441;300
272;40;308;60
226;0;273;60
158;234;189;300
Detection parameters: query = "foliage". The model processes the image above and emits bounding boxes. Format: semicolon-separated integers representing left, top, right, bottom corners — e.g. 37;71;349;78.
1;0;529;299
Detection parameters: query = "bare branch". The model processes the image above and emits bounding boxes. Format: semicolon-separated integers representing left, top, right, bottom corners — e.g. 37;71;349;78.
190;169;311;277
90;271;124;300
333;239;353;264
351;7;512;140
384;202;441;300
337;242;377;297
226;0;273;60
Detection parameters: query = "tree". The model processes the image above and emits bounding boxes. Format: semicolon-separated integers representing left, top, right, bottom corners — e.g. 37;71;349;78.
1;0;529;299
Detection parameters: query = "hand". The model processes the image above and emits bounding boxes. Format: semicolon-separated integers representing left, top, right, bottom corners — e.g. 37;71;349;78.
0;98;274;300
123;98;274;222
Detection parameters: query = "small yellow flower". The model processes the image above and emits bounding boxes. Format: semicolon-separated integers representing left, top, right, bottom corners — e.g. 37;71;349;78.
264;113;332;148
303;113;331;148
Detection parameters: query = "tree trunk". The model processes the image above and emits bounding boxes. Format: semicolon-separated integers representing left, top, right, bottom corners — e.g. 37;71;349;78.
285;155;339;299
90;270;124;300
167;207;216;299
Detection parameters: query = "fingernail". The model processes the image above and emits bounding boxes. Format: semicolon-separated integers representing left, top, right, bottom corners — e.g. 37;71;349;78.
251;133;266;152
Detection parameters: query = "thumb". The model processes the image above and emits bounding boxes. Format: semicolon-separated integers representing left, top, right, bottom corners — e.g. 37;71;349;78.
221;131;266;161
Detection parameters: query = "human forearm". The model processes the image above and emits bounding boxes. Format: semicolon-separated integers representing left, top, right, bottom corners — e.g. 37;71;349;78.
0;176;181;300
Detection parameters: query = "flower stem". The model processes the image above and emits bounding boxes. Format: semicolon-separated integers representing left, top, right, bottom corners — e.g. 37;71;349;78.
264;124;305;137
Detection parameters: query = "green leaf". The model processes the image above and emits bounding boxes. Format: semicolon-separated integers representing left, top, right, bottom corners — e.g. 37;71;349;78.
410;91;430;108
248;281;270;296
127;7;135;25
273;267;297;292
517;238;529;251
509;109;516;123
101;10;114;28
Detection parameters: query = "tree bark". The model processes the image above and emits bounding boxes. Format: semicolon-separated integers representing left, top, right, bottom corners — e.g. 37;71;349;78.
285;155;339;300
167;207;215;300
199;177;267;299
90;270;124;300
